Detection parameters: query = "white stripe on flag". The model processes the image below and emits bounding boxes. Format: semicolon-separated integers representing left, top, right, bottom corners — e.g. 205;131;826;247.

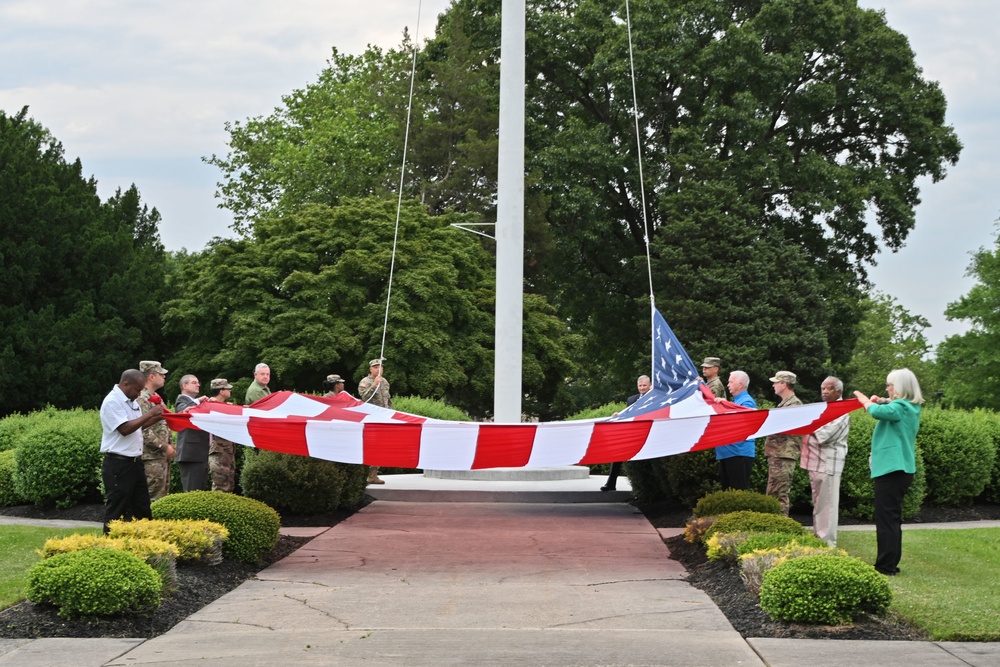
417;423;481;470
528;421;595;467
750;402;826;439
189;414;254;448
304;420;365;464
632;415;711;460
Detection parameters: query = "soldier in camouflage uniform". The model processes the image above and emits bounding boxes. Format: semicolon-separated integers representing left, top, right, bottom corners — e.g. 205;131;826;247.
207;378;237;493
764;370;803;515
138;361;175;501
358;358;392;484
701;357;726;399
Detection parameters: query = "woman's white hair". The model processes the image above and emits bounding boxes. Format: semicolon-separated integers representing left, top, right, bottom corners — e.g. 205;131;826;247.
887;368;924;404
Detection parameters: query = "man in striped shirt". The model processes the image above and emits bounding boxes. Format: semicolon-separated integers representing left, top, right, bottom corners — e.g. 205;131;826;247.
800;376;850;546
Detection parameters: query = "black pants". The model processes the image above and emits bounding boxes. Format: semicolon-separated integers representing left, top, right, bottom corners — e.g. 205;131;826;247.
604;462;622;489
718;456;754;491
102;453;152;534
873;470;914;575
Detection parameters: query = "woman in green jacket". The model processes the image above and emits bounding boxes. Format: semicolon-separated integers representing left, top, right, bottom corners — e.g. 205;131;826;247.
853;368;924;576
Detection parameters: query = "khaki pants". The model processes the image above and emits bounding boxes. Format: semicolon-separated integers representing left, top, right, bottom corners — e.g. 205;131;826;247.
809;470;842;546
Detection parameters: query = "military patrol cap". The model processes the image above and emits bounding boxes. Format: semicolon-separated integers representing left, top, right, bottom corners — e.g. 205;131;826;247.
210;378;233;390
701;357;721;368
769;370;797;385
326;374;344;384
139;360;168;374
369;358;385;367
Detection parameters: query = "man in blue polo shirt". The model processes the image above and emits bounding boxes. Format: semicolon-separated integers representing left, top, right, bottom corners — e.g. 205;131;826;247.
714;370;757;490
100;369;165;534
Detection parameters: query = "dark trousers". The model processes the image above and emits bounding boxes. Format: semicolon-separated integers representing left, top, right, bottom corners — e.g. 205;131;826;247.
718;456;754;491
101;453;152;534
604;462;622;489
873;470;914;574
178;461;211;492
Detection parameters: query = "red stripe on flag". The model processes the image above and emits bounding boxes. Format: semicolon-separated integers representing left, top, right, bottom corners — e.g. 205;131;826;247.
471;425;537;469
363;423;422;468
247;416;309;456
689;410;770;452
580;421;653;465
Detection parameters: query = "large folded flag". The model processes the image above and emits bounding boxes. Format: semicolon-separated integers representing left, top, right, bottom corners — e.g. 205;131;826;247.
162;309;860;469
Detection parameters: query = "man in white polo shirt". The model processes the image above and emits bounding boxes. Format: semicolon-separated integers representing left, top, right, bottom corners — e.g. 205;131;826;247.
100;369;165;534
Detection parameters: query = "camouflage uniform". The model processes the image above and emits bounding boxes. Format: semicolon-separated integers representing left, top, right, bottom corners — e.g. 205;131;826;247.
358;375;392;409
764;393;804;515
139;387;172;501
209;434;237;493
706;376;726;399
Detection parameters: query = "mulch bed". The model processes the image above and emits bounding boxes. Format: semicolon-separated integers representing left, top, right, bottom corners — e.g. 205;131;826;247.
640;499;1000;641
0;500;367;639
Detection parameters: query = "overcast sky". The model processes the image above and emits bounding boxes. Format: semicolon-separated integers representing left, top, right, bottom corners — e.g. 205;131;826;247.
2;0;996;347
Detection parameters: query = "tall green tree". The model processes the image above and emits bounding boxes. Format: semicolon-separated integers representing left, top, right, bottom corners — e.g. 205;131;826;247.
162;198;581;418
0;108;169;415
936;228;1000;410
843;292;934;398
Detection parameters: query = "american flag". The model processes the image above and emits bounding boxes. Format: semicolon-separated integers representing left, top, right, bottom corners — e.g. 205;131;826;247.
162;309;859;469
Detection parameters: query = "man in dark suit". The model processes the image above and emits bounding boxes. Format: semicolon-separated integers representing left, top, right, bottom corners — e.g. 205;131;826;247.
601;375;651;491
174;374;210;492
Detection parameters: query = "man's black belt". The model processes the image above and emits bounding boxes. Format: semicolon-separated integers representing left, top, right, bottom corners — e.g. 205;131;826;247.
104;452;142;462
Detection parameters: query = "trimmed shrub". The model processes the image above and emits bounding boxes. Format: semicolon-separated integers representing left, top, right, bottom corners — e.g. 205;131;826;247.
706;531;828;565
109;518;229;565
13;411;102;508
840;409;927;520
977;410;1000;504
917;407;995;505
694;489;781;518
760;555;892;624
0;449;26;506
152;491;280;563
683;516;716;544
663;450;720;507
566;403;625;421
39;533;179;590
704;511;806;541
626;458;674;504
240;450;366;515
27;548;163;618
739;543;847;597
392;396;472;421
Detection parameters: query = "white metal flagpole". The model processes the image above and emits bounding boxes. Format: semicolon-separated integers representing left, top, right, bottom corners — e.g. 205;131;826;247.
493;0;526;423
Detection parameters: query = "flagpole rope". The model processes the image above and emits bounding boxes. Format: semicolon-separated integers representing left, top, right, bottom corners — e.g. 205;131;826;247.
370;0;423;403
623;0;656;380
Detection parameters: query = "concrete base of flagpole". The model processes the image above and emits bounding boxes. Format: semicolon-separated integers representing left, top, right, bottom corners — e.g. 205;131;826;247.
424;466;590;481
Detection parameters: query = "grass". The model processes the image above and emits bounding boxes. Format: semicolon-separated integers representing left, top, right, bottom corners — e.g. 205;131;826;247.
0;525;102;609
839;527;1000;641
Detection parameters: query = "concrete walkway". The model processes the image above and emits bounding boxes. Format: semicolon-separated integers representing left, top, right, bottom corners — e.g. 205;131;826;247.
2;479;999;666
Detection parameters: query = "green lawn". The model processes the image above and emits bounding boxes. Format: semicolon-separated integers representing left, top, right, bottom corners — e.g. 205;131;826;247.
839;527;1000;641
0;525;102;609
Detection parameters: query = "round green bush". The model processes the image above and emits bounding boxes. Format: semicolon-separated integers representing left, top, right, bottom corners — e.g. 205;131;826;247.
393;396;472;421
241;450;366;514
840;410;926;520
624;458;673;504
735;532;829;556
694;489;782;518
0;449;26;506
27;548;162;618
663;450;721;507
917;407;995;505
704;511;805;541
760;555;892;624
13;411;102;508
152;491;280;563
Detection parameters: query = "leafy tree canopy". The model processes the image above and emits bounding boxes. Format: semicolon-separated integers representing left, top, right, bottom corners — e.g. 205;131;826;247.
936;226;1000;410
0;107;168;415
162;197;581;418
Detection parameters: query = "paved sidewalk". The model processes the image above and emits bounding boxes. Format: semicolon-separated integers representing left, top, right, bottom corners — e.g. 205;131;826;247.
2;495;999;666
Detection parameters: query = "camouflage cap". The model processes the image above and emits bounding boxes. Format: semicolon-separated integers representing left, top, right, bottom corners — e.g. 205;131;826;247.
769;370;797;385
210;378;233;390
701;357;721;368
369;357;385;367
326;374;344;384
139;360;168;374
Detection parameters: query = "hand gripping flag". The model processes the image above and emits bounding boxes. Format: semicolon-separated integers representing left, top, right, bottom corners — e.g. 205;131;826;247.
163;310;860;469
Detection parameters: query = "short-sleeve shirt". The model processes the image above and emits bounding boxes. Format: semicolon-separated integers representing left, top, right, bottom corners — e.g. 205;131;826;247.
100;385;143;456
